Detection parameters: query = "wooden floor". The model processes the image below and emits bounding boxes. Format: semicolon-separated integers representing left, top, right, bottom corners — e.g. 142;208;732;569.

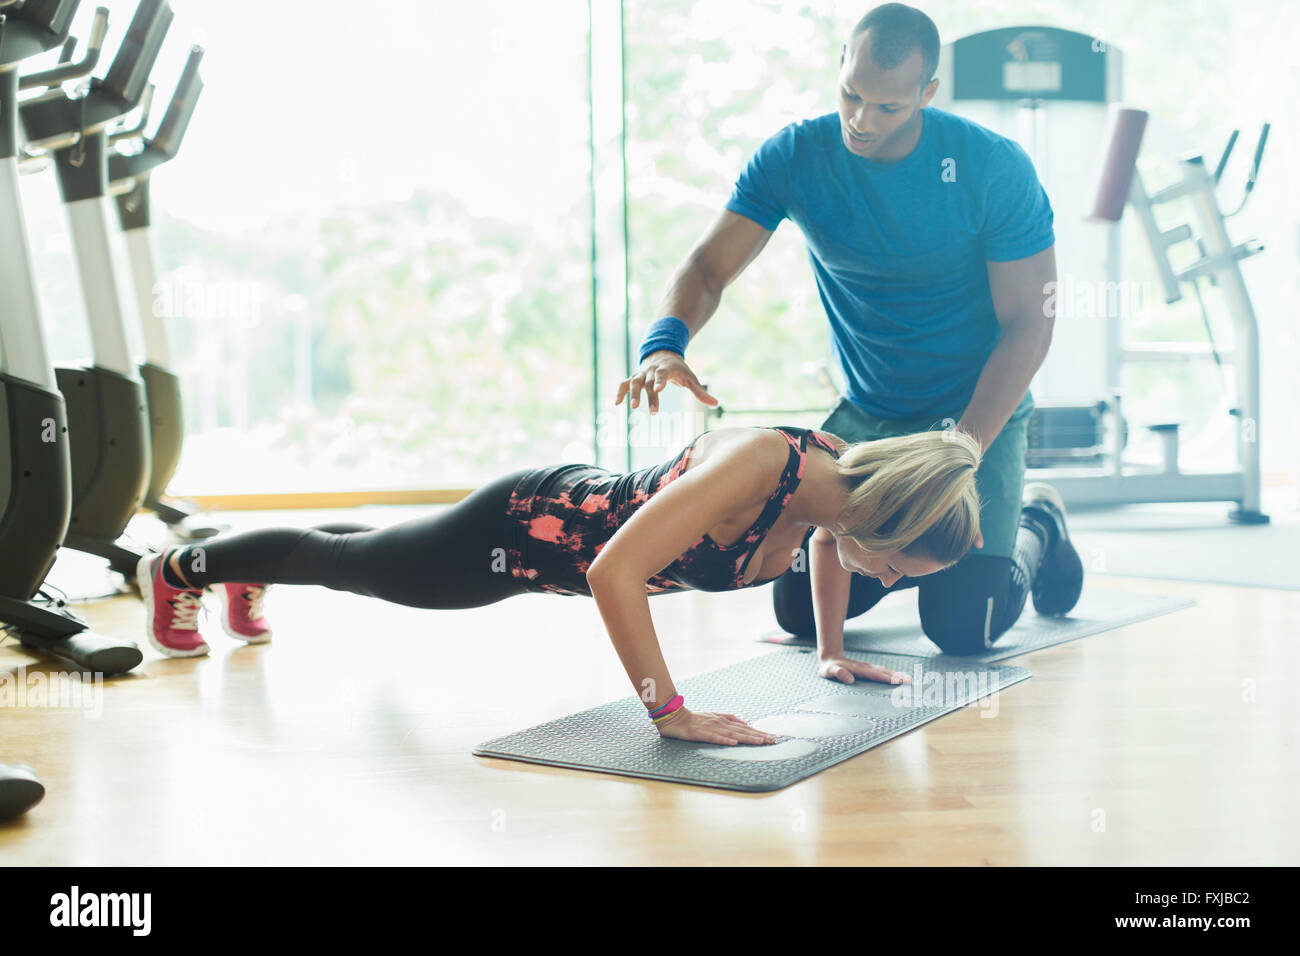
2;513;1297;865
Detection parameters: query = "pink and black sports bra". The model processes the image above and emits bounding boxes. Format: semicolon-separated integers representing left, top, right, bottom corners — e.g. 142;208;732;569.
504;426;843;596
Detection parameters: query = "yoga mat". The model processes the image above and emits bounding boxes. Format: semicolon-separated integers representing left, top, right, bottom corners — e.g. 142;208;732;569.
474;649;1029;793
759;588;1194;662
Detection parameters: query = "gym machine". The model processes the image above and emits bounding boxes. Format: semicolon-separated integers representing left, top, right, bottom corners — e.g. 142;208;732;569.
0;759;44;820
1074;107;1271;522
933;26;1270;522
1;0;137;821
18;0;173;583
106;42;225;541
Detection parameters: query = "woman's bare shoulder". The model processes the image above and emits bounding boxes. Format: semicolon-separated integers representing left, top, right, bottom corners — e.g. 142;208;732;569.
689;426;789;460
686;427;790;493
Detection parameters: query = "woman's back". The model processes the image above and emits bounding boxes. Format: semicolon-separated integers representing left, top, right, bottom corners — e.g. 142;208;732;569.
504;426;842;596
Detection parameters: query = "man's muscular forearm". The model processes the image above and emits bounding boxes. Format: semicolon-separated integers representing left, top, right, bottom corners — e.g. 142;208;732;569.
653;256;722;341
956;317;1052;453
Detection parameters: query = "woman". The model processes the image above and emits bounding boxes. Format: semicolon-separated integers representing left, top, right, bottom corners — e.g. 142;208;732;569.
137;424;983;746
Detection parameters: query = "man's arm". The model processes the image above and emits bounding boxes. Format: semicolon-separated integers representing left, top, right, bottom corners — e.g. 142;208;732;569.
616;210;774;413
955;245;1058;453
657;209;775;340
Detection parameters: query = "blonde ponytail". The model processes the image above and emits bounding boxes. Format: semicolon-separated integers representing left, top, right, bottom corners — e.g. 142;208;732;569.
830;427;983;566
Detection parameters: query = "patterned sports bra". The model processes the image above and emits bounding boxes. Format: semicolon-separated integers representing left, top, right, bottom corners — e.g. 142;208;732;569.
504;426;843;597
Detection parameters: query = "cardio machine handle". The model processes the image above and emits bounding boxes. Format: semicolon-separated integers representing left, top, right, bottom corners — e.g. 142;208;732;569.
1212;129;1237;185
18;4;107;90
1247;123;1270;186
108;82;153;145
1223;122;1270;217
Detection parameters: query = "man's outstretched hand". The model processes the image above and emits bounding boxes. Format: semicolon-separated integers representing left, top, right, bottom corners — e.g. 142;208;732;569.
614;350;718;414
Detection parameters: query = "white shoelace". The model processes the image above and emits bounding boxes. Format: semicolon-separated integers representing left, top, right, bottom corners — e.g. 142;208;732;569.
169;590;204;631
242;585;269;620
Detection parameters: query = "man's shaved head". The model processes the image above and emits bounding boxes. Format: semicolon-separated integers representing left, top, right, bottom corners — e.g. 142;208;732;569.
846;3;940;92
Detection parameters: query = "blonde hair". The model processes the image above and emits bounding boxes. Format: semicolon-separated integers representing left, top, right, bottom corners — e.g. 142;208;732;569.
830;427;983;566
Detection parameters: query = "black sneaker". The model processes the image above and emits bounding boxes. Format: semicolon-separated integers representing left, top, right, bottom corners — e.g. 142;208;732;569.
1021;482;1084;616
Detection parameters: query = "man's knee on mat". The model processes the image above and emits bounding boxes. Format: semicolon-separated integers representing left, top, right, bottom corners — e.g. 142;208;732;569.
918;598;1010;655
916;554;1016;654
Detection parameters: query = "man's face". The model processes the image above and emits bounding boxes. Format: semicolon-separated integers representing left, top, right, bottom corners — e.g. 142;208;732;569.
837;35;937;159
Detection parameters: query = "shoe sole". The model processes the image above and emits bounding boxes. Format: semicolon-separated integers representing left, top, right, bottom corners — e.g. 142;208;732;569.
215;585;273;644
1022;481;1068;525
135;552;210;659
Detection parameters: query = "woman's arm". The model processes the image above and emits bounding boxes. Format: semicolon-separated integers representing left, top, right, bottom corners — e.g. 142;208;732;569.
586;431;787;743
809;526;913;688
809;525;852;658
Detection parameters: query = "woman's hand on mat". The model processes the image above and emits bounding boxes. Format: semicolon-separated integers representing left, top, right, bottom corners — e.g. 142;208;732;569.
655;708;777;746
818;657;912;686
615;351;718;414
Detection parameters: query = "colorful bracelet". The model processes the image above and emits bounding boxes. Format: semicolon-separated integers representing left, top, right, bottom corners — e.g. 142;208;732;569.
649;694;684;722
648;693;681;717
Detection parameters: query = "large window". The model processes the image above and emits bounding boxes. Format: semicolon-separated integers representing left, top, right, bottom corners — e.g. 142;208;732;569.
23;0;594;493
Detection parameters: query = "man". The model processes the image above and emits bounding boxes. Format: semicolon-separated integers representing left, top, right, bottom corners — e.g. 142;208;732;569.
615;3;1083;654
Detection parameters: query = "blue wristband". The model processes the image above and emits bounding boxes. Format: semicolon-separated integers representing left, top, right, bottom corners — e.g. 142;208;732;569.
638;316;690;364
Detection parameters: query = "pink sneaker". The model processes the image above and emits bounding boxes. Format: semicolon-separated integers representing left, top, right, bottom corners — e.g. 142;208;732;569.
216;582;273;644
136;551;210;658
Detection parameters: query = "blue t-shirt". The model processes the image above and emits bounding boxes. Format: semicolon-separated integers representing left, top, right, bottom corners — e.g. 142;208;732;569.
725;107;1054;420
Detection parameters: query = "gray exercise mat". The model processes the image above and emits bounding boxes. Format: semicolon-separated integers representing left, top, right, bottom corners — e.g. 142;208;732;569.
473;649;1029;793
759;588;1195;662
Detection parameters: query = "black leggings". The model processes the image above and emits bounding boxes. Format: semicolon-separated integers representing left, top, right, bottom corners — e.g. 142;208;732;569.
169;473;1049;632
168;468;536;610
771;518;1048;656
